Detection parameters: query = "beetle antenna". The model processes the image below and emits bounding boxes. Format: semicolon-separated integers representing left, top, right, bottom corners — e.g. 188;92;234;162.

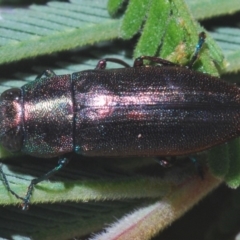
0;157;69;210
21;157;69;210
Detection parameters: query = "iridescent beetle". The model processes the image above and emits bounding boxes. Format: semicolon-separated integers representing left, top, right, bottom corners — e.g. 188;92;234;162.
1;32;240;209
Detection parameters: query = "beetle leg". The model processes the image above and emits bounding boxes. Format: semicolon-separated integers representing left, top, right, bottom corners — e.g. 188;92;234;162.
187;32;206;69
35;69;57;80
22;157;69;210
95;58;131;70
189;157;204;179
95;59;107;69
0;164;25;201
133;56;181;67
134;32;206;69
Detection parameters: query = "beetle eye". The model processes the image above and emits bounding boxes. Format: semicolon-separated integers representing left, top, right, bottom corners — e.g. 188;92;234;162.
0;88;21;101
1;128;23;152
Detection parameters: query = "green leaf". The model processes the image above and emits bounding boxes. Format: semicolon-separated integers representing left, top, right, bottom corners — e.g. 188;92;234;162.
107;0;124;16
185;0;240;20
0;0;121;64
133;0;171;57
210;27;240;74
225;138;240;188
207;144;229;178
118;0;224;76
90;168;222;240
109;0;240;21
120;0;149;39
0;0;66;4
0;162;170;206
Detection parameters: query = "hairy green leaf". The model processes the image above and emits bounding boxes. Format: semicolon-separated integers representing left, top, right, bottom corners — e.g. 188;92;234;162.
186;0;240;20
107;0;124;16
0;0;120;64
120;0;149;39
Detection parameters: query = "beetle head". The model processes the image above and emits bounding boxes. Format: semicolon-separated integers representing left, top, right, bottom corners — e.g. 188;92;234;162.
0;88;23;152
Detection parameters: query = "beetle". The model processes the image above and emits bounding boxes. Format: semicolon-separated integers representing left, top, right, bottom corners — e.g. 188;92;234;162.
1;32;239;210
